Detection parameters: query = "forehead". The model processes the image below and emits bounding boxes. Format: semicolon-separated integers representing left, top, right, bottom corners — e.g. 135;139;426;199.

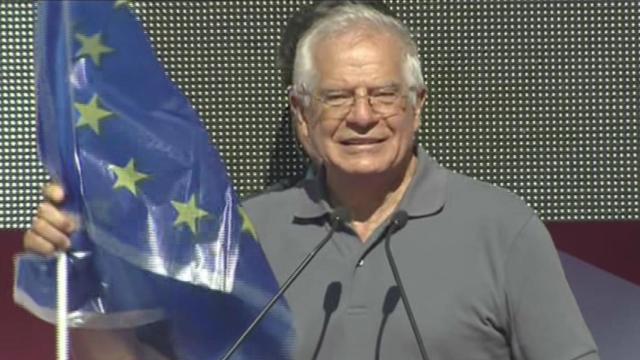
311;28;405;89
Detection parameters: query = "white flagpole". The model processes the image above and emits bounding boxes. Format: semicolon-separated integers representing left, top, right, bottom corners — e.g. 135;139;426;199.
57;252;69;360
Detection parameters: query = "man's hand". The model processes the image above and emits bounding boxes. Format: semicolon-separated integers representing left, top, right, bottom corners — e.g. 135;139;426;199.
23;183;77;256
22;184;172;359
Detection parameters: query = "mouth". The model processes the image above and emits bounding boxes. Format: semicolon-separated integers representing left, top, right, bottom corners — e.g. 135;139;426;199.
340;138;386;146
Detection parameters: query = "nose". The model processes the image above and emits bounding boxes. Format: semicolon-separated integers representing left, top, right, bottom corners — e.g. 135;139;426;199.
345;95;378;131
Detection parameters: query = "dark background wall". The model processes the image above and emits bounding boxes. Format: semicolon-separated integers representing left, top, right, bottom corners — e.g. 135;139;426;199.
0;1;638;359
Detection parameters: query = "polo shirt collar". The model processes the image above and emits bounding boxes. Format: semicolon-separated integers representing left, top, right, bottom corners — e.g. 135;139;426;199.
399;147;448;217
293;147;448;220
293;168;333;220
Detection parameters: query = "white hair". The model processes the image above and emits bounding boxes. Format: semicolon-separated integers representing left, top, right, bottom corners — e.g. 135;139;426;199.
291;3;424;105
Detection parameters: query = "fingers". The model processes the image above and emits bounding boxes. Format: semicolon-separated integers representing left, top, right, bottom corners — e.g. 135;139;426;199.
31;210;71;249
42;182;65;204
23;201;77;256
38;202;77;234
23;228;58;256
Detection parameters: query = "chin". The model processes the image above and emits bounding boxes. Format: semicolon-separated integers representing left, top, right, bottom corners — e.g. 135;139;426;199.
331;160;391;177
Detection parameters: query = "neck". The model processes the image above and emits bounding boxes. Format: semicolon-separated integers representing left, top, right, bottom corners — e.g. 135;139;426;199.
325;155;417;240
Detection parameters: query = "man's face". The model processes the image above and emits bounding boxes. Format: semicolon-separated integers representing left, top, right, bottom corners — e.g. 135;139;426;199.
294;29;425;179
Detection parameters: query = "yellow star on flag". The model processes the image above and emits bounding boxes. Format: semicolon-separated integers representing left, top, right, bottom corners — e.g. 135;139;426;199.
238;206;257;239
109;159;149;196
75;32;114;66
172;195;209;234
74;94;114;134
114;0;133;8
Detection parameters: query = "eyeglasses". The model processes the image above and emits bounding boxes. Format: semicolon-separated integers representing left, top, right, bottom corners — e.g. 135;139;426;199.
310;86;411;118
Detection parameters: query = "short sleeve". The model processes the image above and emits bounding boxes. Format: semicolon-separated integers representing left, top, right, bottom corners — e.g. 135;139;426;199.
505;214;599;360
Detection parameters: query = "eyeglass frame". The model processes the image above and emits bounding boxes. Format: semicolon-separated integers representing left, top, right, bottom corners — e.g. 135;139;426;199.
302;84;419;118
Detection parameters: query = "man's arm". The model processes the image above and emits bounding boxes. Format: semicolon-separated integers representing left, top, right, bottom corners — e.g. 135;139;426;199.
505;214;599;360
71;329;170;360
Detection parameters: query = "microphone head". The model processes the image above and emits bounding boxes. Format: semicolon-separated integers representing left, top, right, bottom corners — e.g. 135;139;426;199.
323;282;342;313
330;207;351;226
392;210;409;230
382;285;401;315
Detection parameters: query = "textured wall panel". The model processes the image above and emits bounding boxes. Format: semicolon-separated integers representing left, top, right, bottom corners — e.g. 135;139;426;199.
0;1;638;228
0;1;48;229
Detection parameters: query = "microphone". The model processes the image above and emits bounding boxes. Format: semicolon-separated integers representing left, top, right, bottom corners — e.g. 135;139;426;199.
311;281;342;360
383;210;430;360
220;207;350;360
375;286;400;360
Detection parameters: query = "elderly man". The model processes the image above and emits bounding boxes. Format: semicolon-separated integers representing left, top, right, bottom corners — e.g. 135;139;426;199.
25;2;598;359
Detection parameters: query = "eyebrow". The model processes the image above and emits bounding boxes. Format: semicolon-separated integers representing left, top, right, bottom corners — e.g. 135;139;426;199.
318;83;402;94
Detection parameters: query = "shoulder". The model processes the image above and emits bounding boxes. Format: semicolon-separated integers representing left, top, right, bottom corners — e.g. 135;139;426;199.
240;181;320;277
241;180;309;240
435;169;540;246
413;149;535;229
445;170;535;221
242;182;302;216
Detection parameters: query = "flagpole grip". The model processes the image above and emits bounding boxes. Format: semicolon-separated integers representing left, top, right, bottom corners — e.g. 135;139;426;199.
57;252;69;360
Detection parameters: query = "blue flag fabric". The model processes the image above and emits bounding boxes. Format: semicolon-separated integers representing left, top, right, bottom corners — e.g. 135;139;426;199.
14;1;294;359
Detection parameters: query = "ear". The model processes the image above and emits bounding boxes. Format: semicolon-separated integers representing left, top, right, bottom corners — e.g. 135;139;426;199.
289;92;310;141
289;92;316;160
412;87;428;132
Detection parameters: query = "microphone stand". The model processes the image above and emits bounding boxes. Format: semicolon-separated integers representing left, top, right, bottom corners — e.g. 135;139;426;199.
383;211;429;360
220;208;349;360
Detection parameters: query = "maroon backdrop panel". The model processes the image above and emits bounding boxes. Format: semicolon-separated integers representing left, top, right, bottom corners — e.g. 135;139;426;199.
0;230;54;360
549;221;640;286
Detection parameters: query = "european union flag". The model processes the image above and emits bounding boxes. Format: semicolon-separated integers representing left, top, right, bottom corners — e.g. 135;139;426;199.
14;1;294;359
